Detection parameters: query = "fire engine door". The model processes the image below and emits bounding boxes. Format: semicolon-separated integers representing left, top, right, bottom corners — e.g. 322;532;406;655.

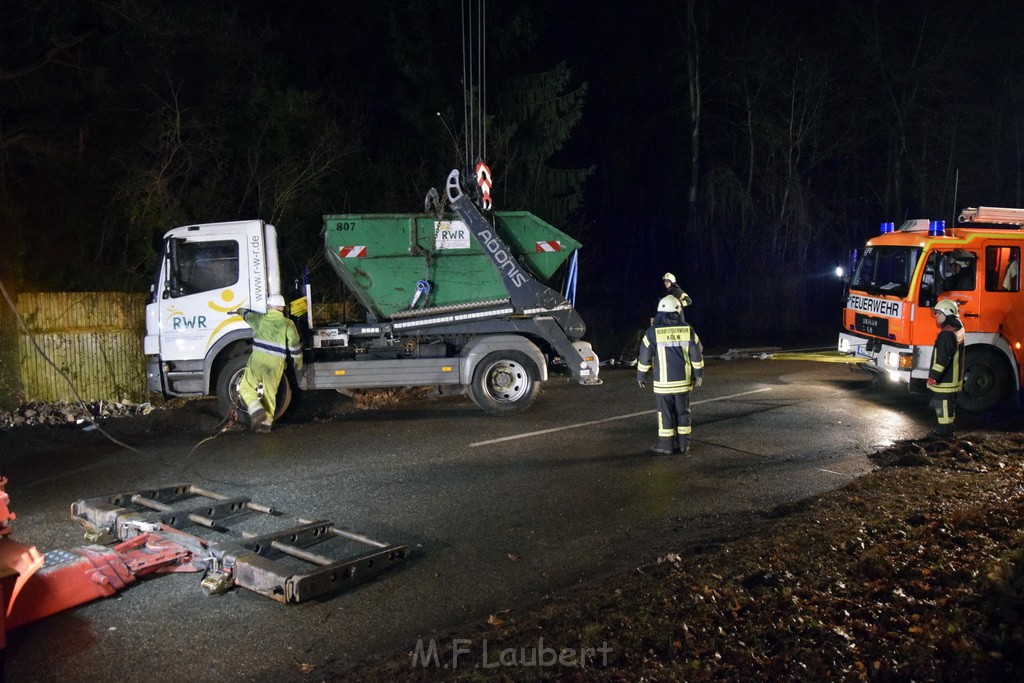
922;249;979;329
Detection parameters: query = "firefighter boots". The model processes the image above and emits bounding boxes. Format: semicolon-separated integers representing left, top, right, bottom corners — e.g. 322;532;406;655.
248;408;267;431
649;440;674;455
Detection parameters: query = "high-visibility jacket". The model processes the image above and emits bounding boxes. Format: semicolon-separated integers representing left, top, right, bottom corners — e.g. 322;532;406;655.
243;309;303;370
637;316;704;394
928;319;964;394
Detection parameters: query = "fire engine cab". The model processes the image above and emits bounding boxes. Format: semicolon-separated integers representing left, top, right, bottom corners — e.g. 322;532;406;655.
838;206;1024;412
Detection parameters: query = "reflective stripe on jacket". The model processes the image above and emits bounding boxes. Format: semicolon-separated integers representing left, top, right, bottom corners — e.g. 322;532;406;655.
928;323;965;394
243;310;303;370
637;320;704;394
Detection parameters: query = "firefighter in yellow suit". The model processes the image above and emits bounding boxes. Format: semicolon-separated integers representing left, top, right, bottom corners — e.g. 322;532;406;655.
234;294;303;433
927;299;965;438
636;295;705;455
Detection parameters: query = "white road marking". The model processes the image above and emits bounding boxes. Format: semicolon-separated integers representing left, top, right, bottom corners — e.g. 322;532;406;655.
470;387;773;447
818;468;845;476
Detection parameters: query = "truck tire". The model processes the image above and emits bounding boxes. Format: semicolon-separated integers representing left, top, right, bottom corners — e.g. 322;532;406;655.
469;351;539;416
215;354;293;424
959;347;1010;413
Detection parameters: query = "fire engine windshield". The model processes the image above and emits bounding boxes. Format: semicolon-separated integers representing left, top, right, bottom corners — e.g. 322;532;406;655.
851;246;921;298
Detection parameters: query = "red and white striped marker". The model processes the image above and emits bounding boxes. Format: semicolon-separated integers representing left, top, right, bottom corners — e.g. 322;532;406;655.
475;160;493;211
337;246;367;258
535;240;562;253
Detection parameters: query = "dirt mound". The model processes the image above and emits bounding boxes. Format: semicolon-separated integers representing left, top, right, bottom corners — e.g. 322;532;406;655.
870;433;1024;470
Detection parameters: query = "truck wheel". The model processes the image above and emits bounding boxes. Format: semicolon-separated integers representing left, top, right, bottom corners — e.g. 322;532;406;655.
959;348;1010;412
469;351;539;416
215;354;293;424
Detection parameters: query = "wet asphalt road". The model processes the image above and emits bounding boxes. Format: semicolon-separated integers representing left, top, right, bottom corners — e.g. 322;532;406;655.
1;358;947;681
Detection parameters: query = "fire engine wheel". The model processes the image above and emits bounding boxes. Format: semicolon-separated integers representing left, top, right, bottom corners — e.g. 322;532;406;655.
959;348;1010;413
215;354;293;425
469;351;540;416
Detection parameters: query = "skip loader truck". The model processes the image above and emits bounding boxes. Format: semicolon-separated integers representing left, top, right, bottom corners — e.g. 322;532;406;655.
838;206;1024;412
144;170;600;420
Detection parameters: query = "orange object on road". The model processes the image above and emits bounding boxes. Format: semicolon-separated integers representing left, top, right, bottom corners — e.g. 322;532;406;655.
0;478;196;638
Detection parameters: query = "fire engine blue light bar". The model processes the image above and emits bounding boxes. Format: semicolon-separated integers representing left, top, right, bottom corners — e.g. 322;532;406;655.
929;220;946;236
880;221;895;234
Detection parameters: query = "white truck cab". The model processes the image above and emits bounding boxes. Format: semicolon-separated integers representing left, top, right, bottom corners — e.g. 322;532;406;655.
145;221;282;396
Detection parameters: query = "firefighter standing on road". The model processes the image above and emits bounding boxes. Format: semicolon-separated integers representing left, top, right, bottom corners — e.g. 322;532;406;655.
637;295;705;454
927;299;965;438
232;295;303;433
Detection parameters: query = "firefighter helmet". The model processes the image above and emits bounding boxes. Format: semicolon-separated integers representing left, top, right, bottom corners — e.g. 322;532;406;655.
933;299;959;317
657;295;682;313
268;294;286;309
663;272;676;283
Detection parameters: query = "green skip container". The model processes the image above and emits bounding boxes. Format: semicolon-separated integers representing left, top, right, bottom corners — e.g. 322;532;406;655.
323;212;580;320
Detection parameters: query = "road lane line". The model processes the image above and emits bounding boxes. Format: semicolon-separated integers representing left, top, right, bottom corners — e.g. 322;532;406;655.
469;387;773;447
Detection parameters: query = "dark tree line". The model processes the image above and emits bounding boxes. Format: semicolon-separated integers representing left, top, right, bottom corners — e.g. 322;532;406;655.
3;0;1024;346
672;1;1024;341
0;1;588;294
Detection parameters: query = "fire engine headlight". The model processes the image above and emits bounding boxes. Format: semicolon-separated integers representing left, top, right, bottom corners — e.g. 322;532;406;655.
887;370;900;382
838;338;850;353
835;266;845;278
885;351;913;369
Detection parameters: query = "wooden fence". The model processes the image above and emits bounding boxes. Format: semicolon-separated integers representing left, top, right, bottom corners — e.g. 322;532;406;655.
15;292;147;403
3;291;359;407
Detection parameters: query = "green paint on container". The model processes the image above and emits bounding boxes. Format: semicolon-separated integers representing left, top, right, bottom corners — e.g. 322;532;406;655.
323;212;580;319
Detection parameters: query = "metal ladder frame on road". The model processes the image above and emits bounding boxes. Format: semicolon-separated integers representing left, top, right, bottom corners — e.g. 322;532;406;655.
71;483;409;603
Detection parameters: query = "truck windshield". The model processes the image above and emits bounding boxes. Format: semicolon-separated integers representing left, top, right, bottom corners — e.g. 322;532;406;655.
851;246;921;298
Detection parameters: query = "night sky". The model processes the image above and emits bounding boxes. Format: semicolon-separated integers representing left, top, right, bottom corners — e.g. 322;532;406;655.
3;0;1024;349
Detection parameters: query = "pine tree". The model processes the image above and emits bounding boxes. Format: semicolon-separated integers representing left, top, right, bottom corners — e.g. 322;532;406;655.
490;62;593;226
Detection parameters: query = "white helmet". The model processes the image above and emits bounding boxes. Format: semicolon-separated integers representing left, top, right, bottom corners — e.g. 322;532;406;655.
663;272;676;283
657;295;682;313
933;299;958;317
268;294;286;309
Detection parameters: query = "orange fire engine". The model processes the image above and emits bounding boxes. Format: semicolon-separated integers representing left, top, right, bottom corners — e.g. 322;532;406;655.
838;206;1024;412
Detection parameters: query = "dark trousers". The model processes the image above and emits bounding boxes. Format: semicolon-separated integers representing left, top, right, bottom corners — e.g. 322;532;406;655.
929;392;956;436
656;392;692;450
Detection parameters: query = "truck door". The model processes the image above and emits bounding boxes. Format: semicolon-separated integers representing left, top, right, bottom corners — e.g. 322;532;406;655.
982;244;1022;347
158;236;249;361
927;249;979;331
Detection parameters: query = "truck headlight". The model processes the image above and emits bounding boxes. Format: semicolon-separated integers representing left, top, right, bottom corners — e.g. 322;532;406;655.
884;351;913;369
838;338;850;353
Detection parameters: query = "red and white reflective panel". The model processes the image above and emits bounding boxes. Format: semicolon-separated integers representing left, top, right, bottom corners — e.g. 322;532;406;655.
337;246;367;258
475;160;493;210
535;241;562;253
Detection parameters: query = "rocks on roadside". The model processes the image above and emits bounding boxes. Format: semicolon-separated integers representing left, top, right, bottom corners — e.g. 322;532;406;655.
0;399;160;430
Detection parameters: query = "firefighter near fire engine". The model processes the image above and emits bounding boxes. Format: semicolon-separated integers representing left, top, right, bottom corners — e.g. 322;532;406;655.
927;299;966;439
636;295;705;455
230;295;303;433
